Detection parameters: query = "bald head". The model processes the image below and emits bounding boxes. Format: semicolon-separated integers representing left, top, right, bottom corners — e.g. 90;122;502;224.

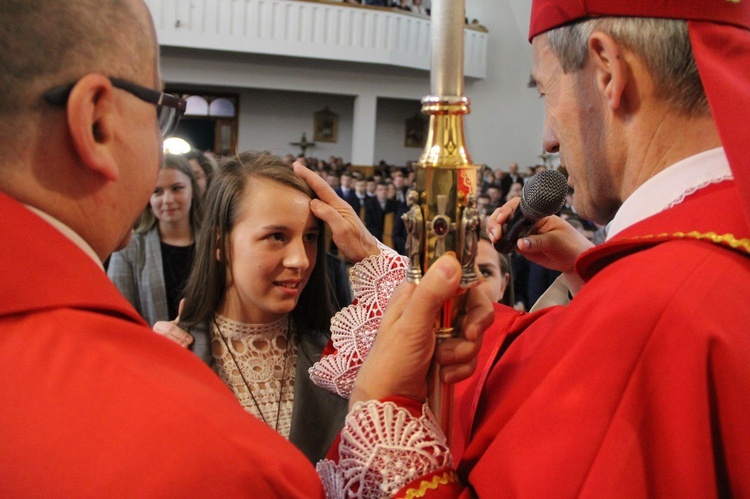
0;0;164;260
0;0;155;141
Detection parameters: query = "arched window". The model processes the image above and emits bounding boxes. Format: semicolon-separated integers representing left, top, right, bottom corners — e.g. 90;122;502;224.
165;90;239;154
184;95;209;116
209;97;235;117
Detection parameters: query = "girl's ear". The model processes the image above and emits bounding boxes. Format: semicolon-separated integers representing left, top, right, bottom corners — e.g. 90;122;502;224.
215;231;222;262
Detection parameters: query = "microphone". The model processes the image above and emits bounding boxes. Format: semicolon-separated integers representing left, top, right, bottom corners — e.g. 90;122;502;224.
494;169;568;254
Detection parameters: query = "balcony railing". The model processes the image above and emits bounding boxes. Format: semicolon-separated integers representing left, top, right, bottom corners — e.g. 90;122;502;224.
145;0;487;78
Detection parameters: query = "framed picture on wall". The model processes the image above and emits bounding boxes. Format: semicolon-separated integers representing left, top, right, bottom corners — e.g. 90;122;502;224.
313;106;339;143
405;113;428;148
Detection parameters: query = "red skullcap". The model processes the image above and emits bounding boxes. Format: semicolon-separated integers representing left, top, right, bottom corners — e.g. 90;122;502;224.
529;0;750;228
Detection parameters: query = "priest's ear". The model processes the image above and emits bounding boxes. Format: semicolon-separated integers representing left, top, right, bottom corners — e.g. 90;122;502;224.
587;31;629;111
65;73;120;181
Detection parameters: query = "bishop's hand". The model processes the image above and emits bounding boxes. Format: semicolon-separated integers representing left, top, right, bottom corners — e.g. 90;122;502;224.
293;161;379;263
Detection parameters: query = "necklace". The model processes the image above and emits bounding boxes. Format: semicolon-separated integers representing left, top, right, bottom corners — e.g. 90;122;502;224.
212;315;293;432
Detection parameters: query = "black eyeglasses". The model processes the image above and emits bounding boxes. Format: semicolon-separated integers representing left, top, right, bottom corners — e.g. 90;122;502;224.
43;76;187;137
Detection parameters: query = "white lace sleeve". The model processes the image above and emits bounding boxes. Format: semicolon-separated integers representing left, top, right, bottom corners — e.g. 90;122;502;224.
317;400;454;498
310;243;409;398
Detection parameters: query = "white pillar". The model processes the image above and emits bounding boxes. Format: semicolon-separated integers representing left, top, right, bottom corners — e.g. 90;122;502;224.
350;93;378;166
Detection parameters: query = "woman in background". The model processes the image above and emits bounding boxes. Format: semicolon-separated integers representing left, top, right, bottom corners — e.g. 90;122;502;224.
184;149;216;198
476;233;513;306
107;154;208;360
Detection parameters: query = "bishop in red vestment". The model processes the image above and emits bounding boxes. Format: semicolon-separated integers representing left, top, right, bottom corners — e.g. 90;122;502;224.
444;0;750;495
315;0;750;496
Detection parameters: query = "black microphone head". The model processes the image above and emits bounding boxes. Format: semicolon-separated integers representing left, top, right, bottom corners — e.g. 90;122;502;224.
518;169;568;220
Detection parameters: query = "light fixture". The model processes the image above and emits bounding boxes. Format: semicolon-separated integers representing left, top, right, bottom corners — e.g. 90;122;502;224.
163;137;192;154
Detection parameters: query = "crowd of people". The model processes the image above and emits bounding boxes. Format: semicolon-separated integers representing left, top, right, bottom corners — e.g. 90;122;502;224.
310;0;485;26
108;143;569;338
2;0;748;496
289;154;590;312
329;0;430;17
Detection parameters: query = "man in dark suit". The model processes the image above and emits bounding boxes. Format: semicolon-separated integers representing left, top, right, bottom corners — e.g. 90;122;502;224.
352;178;369;219
364;181;398;245
391;187;412;255
499;161;524;199
391;168;409;205
334;171;360;211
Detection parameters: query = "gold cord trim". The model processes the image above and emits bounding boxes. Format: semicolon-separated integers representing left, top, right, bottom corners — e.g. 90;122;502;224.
627;231;750;254
402;470;459;499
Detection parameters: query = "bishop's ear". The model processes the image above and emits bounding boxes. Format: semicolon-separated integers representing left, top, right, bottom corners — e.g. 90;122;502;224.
66;73;120;181
587;31;628;111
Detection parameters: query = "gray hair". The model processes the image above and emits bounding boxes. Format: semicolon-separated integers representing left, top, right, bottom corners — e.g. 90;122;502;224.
546;18;709;117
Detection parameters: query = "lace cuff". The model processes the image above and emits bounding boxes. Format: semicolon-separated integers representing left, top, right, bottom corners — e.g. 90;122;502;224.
317;399;453;498
310;243;408;398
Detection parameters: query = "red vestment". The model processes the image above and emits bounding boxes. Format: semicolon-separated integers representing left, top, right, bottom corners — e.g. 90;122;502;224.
0;192;323;497
449;181;750;497
452;303;511;463
317;182;749;498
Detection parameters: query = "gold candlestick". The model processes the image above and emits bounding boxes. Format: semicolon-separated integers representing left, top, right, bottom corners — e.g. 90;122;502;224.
402;0;479;441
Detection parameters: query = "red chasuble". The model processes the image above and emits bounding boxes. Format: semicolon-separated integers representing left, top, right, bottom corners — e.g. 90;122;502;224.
451;181;750;497
0;192;324;497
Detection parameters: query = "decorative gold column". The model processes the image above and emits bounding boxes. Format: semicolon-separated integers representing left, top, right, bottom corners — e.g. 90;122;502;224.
402;0;479;440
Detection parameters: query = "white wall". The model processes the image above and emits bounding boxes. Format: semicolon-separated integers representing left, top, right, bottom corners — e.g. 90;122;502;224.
235;88;355;160
374;97;424;166
462;0;547;170
159;0;548;172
